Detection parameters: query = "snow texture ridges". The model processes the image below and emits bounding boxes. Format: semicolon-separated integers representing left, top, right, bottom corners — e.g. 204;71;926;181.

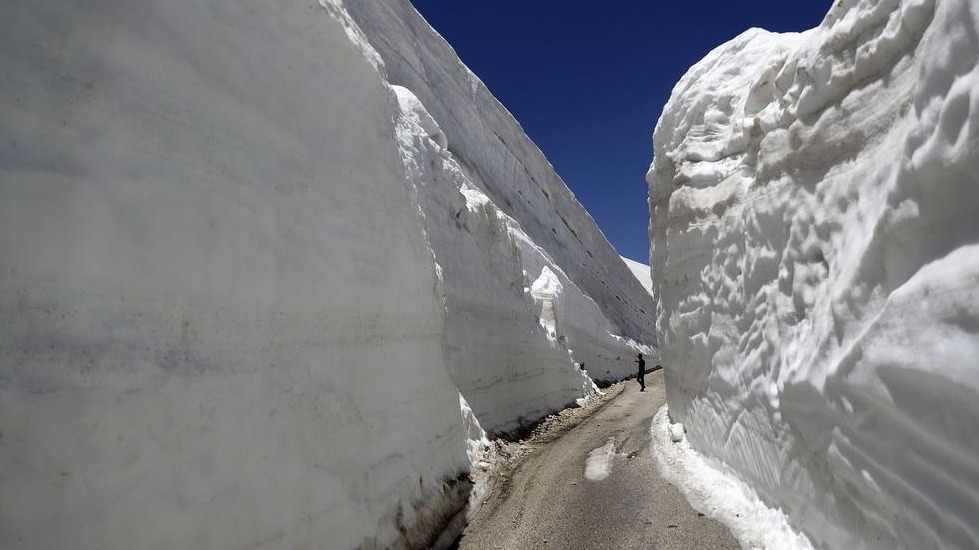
648;0;979;548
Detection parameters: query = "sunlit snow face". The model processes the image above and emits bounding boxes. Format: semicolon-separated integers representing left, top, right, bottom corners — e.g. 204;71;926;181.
647;0;979;548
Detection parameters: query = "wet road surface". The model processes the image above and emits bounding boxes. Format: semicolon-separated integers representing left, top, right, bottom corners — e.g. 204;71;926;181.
457;370;740;550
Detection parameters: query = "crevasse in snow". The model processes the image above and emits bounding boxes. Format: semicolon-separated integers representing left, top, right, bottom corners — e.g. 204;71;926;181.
0;0;654;548
648;0;979;547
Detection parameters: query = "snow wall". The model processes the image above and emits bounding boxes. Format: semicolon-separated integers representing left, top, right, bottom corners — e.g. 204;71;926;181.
0;0;654;548
344;1;657;391
648;0;979;548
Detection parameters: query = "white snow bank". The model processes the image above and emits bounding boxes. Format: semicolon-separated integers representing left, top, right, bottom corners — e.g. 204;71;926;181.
392;83;601;434
651;406;814;550
0;2;474;548
393;72;652;433
344;0;657;348
0;0;655;547
648;0;979;547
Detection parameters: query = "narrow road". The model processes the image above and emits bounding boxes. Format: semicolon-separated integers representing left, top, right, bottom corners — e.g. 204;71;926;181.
457;370;740;549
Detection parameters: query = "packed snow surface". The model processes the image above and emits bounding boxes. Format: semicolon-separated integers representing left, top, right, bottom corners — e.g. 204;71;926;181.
0;0;654;548
648;0;979;548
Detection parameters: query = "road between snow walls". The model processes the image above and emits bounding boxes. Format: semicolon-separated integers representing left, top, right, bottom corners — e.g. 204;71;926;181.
649;0;979;548
0;0;655;548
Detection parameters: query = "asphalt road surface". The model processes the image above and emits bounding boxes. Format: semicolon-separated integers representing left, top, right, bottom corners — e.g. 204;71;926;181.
457;370;740;550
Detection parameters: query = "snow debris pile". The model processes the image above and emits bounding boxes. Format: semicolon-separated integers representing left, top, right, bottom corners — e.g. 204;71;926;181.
0;0;653;548
648;0;979;548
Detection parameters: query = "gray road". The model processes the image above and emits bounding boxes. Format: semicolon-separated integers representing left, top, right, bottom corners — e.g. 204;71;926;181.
457;371;740;550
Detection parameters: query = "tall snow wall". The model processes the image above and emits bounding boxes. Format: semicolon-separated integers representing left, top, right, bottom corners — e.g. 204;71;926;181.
0;0;654;547
648;0;979;548
344;1;655;345
347;1;658;421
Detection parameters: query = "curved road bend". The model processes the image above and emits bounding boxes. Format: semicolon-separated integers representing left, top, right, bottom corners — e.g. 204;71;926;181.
457;370;739;550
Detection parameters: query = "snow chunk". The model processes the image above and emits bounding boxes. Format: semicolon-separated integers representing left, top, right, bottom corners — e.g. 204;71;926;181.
531;265;564;298
584;437;616;482
392;84;448;150
530;266;563;342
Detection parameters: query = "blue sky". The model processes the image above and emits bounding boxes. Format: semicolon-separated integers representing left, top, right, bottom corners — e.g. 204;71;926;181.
410;1;830;263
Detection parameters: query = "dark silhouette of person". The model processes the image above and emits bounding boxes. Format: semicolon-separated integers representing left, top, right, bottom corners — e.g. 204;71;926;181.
635;353;646;392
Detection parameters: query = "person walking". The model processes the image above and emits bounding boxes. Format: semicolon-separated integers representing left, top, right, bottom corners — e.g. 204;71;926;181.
635;353;646;392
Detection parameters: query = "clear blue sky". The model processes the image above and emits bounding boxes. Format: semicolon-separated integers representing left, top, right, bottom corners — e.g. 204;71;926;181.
410;1;830;263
